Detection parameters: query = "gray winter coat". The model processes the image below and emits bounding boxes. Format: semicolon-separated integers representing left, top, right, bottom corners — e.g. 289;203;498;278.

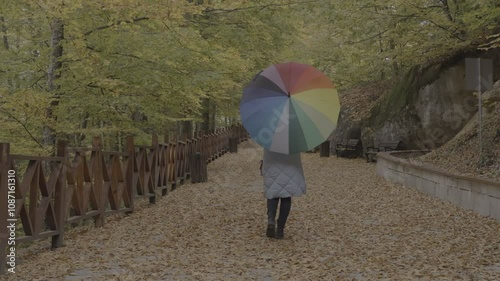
262;150;306;199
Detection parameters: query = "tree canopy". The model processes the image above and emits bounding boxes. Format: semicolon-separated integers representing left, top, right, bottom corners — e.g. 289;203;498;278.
1;0;498;154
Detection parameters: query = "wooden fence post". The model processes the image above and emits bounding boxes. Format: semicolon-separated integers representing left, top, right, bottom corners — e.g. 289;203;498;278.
170;141;178;190
92;136;106;227
166;139;175;191
125;136;135;213
162;135;169;196
185;139;192;181
177;141;183;186
52;140;67;248
202;135;208;180
0;143;10;274
151;134;159;203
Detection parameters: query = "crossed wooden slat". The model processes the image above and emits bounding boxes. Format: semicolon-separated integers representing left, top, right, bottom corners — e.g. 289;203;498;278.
66;152;99;221
156;144;169;195
14;158;62;240
106;153;128;211
136;147;153;197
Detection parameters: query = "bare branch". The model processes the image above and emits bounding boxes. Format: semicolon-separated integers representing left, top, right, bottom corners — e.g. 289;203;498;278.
84;17;149;36
30;72;48;89
425;18;466;41
204;0;321;14
0;107;45;148
440;0;454;22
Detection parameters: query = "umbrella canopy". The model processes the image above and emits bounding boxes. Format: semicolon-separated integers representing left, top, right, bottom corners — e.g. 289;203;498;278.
240;62;340;154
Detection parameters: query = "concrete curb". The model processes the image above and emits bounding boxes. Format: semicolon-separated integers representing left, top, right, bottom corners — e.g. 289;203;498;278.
376;150;500;222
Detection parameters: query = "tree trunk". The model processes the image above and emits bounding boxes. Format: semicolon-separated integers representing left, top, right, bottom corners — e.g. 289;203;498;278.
441;0;454;22
195;122;200;137
1;16;15;91
44;18;64;148
210;101;216;132
389;40;399;75
181;120;193;139
201;98;210;133
73;111;90;146
1;16;8;50
320;141;330;157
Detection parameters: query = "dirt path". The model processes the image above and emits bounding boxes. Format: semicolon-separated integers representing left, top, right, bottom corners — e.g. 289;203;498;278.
6;141;500;280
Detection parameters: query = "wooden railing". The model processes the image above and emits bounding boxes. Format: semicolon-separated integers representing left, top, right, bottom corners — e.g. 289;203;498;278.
0;125;248;274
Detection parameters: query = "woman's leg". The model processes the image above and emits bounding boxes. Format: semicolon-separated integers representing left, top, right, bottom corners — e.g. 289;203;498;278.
276;197;291;239
267;198;279;225
266;198;279;237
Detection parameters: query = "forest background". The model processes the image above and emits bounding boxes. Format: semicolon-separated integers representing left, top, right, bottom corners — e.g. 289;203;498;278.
1;0;499;155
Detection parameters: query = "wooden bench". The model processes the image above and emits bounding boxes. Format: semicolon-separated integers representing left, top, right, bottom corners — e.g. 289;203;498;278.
365;140;405;162
335;139;362;158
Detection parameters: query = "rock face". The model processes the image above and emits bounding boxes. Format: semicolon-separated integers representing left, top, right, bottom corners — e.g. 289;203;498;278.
416;81;500;181
374;64;478;149
333;51;500;154
415;67;473;145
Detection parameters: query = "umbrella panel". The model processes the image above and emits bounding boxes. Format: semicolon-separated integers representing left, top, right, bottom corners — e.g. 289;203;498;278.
290;99;327;151
241;97;288;149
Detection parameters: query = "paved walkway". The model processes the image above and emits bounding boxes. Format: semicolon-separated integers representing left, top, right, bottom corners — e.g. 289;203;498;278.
6;141;500;280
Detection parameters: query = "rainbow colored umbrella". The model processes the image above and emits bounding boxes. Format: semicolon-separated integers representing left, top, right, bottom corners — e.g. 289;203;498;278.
240;62;340;154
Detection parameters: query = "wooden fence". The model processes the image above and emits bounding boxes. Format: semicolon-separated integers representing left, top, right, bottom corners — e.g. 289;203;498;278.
0;125;248;274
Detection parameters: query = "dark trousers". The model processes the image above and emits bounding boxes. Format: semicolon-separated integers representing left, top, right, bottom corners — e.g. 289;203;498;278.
267;197;291;228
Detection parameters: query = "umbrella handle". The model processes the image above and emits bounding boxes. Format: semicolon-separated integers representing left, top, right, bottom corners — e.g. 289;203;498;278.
252;71;263;81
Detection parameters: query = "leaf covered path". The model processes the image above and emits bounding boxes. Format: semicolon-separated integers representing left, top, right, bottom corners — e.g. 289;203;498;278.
7;141;500;280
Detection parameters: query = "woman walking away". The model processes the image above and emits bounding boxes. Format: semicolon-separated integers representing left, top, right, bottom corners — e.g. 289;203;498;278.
260;149;306;239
